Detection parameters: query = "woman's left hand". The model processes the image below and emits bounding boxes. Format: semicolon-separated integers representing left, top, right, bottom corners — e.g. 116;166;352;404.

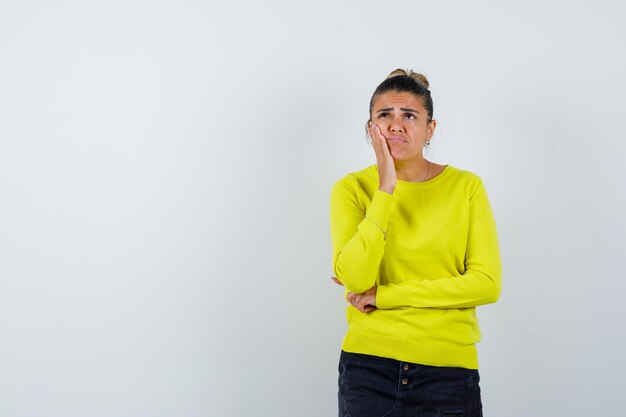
348;287;377;313
332;277;377;313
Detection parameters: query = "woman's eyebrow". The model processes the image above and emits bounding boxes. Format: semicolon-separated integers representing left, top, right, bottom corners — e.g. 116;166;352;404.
376;107;419;113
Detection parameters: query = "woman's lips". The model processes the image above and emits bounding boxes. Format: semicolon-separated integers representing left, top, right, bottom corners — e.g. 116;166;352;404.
387;136;406;143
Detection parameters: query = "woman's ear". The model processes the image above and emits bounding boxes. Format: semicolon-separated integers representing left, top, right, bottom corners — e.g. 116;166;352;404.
427;119;437;138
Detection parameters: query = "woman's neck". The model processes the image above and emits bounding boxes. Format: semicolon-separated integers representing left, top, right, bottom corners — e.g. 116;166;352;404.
395;158;430;182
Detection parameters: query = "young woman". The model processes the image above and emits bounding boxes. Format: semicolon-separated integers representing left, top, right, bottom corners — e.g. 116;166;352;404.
330;69;501;417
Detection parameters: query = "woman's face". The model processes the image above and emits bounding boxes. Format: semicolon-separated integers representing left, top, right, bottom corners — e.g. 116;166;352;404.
369;91;436;162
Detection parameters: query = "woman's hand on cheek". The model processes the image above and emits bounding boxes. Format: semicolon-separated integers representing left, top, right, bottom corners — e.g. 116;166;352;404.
368;123;396;195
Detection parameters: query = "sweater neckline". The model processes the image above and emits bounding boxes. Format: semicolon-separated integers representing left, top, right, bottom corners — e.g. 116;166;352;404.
395;164;452;187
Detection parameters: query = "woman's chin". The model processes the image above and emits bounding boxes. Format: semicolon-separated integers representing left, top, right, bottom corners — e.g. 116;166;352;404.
390;151;412;162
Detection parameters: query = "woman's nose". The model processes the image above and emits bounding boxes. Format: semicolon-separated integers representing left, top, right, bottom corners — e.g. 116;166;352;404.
389;116;404;132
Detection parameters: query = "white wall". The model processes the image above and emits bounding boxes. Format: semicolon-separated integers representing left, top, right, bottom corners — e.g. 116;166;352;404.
1;1;624;416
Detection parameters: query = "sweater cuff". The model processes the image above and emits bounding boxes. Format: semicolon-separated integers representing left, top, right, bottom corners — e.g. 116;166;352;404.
365;190;394;230
375;284;398;310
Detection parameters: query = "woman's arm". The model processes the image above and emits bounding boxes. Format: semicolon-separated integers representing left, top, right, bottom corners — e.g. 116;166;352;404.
330;124;397;295
376;181;502;309
330;178;393;294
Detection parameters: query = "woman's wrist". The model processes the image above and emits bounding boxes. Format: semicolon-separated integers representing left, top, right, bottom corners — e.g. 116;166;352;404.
378;185;395;195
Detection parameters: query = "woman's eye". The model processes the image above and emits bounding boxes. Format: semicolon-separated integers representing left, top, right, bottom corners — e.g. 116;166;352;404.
404;113;416;119
378;112;389;118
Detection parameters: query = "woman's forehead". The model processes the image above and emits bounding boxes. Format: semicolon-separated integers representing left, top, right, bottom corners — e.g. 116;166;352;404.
373;91;424;109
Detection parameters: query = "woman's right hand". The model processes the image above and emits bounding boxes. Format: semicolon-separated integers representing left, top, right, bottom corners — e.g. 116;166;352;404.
368;123;396;194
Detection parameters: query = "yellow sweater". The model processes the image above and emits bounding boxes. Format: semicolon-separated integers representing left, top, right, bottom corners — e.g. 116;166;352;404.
330;164;501;369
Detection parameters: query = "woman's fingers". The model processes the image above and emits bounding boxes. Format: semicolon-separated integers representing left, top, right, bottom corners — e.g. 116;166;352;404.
375;125;395;168
331;276;344;286
369;125;386;160
369;125;386;166
369;124;396;194
346;293;358;306
376;125;393;160
346;292;376;314
357;300;376;313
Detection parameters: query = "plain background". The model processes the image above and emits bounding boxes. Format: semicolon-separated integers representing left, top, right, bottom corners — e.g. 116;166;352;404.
1;0;625;416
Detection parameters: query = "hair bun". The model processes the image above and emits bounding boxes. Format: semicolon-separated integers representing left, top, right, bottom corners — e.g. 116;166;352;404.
387;68;430;89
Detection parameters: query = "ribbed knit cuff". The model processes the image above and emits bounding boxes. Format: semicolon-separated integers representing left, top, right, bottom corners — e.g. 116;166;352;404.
375;284;397;310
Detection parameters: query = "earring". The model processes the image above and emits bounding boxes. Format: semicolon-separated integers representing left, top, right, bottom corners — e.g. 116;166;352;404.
425;140;431;146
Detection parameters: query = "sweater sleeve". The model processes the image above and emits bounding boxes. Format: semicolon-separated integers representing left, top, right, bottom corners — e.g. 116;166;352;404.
330;176;394;294
376;181;502;309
